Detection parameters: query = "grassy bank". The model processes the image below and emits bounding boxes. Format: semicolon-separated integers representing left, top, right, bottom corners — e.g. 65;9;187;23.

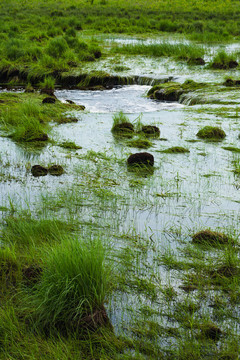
0;0;240;85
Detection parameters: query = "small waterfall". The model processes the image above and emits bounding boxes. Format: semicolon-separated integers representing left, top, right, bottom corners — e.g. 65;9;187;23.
180;92;206;106
134;75;174;86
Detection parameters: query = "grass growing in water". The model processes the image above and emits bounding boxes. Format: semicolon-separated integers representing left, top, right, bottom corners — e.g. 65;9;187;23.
210;50;238;69
113;43;205;63
59;141;82;150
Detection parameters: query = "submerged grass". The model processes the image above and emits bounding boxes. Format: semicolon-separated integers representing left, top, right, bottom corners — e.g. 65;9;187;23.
112;42;205;63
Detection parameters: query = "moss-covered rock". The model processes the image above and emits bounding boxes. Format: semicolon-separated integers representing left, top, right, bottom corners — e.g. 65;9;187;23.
112;122;134;137
31;165;48;177
148;80;206;102
141;125;160;138
192;230;230;246
48;165;64;176
196;126;226;140
127;152;154;166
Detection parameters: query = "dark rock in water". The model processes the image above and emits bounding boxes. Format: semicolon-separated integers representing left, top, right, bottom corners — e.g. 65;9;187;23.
229;60;239;68
154;88;183;102
42;97;56;104
66;99;75;104
127;152;154;166
22;264;42;285
112;122;134;134
94;50;102;59
192;57;205;65
224;78;235;86
48;164;64;176
192;230;229;245
200;323;222;341
31;165;48;177
141;125;160;138
212;60;239;69
223;78;240;86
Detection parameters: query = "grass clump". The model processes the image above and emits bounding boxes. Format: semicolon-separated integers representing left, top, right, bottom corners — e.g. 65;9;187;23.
113;43;205;63
160;146;190;154
46;36;69;58
29;236;110;334
196;126;226;140
40;76;55;92
111;111;134;137
210;50;238;69
140;125;160;138
1;216;74;252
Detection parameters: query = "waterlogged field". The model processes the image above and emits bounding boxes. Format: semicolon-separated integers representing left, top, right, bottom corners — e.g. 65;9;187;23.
1;0;240;358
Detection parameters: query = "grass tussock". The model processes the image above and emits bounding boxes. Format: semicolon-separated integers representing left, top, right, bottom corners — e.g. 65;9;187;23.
29;236;110;334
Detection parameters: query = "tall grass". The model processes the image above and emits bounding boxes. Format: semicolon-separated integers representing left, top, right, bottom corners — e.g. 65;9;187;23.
30;236;109;333
112;42;205;62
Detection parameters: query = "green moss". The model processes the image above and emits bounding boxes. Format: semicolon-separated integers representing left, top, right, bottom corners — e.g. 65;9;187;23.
148;80;206;101
59;141;82;150
196;126;226;140
222;146;240;153
127;138;153;149
160;146;190;154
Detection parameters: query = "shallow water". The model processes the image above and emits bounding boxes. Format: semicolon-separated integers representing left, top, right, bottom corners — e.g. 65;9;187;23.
1;62;240;347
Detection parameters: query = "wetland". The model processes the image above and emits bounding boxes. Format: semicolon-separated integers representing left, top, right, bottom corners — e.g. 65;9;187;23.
1;0;240;359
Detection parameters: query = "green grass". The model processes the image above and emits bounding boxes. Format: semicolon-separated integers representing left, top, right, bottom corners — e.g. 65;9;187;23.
210;50;238;69
112;42;205;63
29;236;110;334
0;92;82;143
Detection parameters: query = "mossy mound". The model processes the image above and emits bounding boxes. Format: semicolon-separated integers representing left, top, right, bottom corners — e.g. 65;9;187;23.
59;141;82;150
196;126;226;140
148;80;206;102
223;78;240;87
31;165;48;177
127;138;152;149
58;117;78;124
212;60;238;70
161;146;190;154
141;125;160;138
48;165;64;176
112;122;134;137
127;152;154;166
192;230;230;246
